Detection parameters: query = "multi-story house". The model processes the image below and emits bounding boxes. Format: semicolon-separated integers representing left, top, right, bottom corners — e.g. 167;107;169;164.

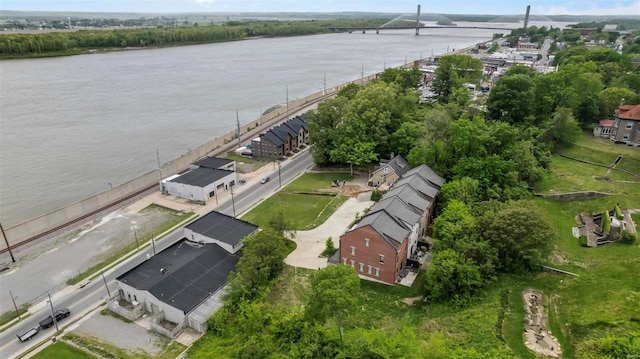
613;104;640;146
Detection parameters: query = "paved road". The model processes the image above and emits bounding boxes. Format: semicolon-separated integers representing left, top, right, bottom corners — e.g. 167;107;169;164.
0;150;313;358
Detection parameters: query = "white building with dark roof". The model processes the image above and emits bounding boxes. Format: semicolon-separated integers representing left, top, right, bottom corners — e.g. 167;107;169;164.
110;211;258;336
161;167;236;203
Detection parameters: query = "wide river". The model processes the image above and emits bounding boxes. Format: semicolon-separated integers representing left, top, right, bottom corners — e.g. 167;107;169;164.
0;22;565;227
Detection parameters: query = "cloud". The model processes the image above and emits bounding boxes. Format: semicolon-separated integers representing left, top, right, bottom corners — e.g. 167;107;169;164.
539;0;640;15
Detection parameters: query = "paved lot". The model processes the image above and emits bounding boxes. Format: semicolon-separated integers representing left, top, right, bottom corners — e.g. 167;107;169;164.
72;311;165;356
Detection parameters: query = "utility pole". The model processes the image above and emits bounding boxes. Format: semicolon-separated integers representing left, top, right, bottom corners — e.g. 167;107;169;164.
47;291;59;331
323;72;327;96
285;86;289;119
361;64;364;82
0;222;15;263
156;148;162;181
150;235;156;255
132;223;140;251
236;110;241;149
231;189;237;216
277;161;282;188
100;270;111;297
10;290;21;320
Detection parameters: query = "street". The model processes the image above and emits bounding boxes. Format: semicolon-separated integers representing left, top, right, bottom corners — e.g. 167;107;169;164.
0;150;313;358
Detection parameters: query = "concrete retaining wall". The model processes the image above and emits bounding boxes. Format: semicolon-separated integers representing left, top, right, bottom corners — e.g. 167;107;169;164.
2;74;380;251
537;191;611;201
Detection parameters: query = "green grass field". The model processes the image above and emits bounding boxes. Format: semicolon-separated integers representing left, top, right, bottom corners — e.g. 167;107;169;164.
241;173;353;230
31;341;97;359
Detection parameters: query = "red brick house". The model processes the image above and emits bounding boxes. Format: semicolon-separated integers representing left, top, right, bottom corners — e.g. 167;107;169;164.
340;209;410;285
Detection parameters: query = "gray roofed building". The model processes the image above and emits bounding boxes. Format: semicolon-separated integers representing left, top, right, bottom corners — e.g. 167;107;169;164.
354;209;410;250
369;155;411;187
385;184;432;213
370;196;421;228
185;211;258;253
403;164;445;189
117;240;239;314
191;156;234;171
169;168;234;188
395;173;440;200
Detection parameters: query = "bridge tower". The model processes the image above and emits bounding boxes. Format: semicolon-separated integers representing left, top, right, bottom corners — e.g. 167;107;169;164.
415;4;421;35
523;5;531;30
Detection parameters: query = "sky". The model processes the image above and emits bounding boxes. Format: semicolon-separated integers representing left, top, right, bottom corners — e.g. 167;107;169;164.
1;0;639;16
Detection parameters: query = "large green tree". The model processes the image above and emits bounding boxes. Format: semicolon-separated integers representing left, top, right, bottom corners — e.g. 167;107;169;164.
432;54;482;104
306;265;360;342
479;201;554;273
486;74;535;124
424;249;483;304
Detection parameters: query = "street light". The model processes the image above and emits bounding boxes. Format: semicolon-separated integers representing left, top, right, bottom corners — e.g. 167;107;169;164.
150;235;156;255
131;222;140;251
101;270;111;297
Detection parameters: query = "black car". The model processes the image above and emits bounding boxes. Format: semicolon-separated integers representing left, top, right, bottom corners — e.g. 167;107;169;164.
39;308;71;329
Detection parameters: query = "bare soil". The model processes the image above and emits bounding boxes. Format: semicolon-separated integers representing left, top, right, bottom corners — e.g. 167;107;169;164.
522;289;562;358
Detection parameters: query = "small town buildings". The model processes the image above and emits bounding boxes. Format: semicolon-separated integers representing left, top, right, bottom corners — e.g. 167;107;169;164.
110;211;258;337
612;104;640;146
340;162;443;285
161;168;236;204
369;154;411;187
251;114;309;159
190;156;235;172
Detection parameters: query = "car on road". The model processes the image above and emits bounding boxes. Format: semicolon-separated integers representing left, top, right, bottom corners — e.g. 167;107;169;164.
260;176;270;184
39;308;71;329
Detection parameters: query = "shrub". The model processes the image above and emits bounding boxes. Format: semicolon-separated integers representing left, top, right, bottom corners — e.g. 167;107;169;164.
322;237;337;257
602;211;611;234
579;235;588;247
370;190;382;202
617;229;637;244
614;203;623;220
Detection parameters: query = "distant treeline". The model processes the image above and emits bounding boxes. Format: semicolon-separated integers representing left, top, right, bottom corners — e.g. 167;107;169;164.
0;19;388;58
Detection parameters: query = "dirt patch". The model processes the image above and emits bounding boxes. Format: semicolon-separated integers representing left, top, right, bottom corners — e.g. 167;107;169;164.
401;296;423;305
523;289;562;358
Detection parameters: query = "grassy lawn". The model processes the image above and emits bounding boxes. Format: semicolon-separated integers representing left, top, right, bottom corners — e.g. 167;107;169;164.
31;341;97;359
224;153;271;173
241;173;354;230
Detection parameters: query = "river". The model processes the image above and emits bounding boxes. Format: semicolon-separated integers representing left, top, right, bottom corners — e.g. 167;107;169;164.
0;22;567;227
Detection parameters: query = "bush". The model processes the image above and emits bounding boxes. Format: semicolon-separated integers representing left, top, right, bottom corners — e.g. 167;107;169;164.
579;235;588;247
614;204;623;220
602;211;611;233
617;229;637;244
322;237;337;257
370;190;382;202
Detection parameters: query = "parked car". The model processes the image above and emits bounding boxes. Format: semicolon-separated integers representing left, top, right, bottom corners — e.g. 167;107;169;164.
17;327;39;342
260;176;270;184
39;308;71;329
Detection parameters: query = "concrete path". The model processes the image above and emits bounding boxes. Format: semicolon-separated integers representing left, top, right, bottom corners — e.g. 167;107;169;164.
285;192;373;270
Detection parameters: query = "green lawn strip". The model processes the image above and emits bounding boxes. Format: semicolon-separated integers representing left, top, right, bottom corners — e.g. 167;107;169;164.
67;209;196;285
0;307;29;327
31;340;98;359
616;156;640;176
502;282;536;359
224;153;271;172
241;192;348;230
283;173;354;192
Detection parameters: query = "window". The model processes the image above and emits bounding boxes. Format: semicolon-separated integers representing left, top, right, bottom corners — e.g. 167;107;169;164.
623;134;630;140
359;263;364;272
350;260;355;267
375;268;380;277
350;246;356;256
379;255;385;264
342;257;347;265
364;238;370;247
209;190;215;197
133;295;137;302
626;122;633;129
367;265;372;275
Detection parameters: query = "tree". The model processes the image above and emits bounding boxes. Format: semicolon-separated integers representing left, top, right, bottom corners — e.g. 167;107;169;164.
598;87;640;118
424;249;483;304
226;229;289;302
439;177;480;207
308;97;348;165
432;54;482;103
378;67;422;90
486;74;535;124
306;265;360;342
479;201;554;273
543;107;580;145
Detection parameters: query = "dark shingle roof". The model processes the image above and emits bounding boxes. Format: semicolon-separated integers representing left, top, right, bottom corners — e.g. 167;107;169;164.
385;184;431;213
286;115;309;132
373;155;410;177
403;164;445;188
394;174;439;200
263;131;284;146
370;196;421;228
355;209;410;251
193;157;233;170
169;168;234;187
185;211;258;247
117;240;240;313
272;123;296;141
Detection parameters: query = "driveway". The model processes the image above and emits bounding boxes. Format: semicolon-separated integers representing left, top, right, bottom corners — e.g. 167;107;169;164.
285;192;373;270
